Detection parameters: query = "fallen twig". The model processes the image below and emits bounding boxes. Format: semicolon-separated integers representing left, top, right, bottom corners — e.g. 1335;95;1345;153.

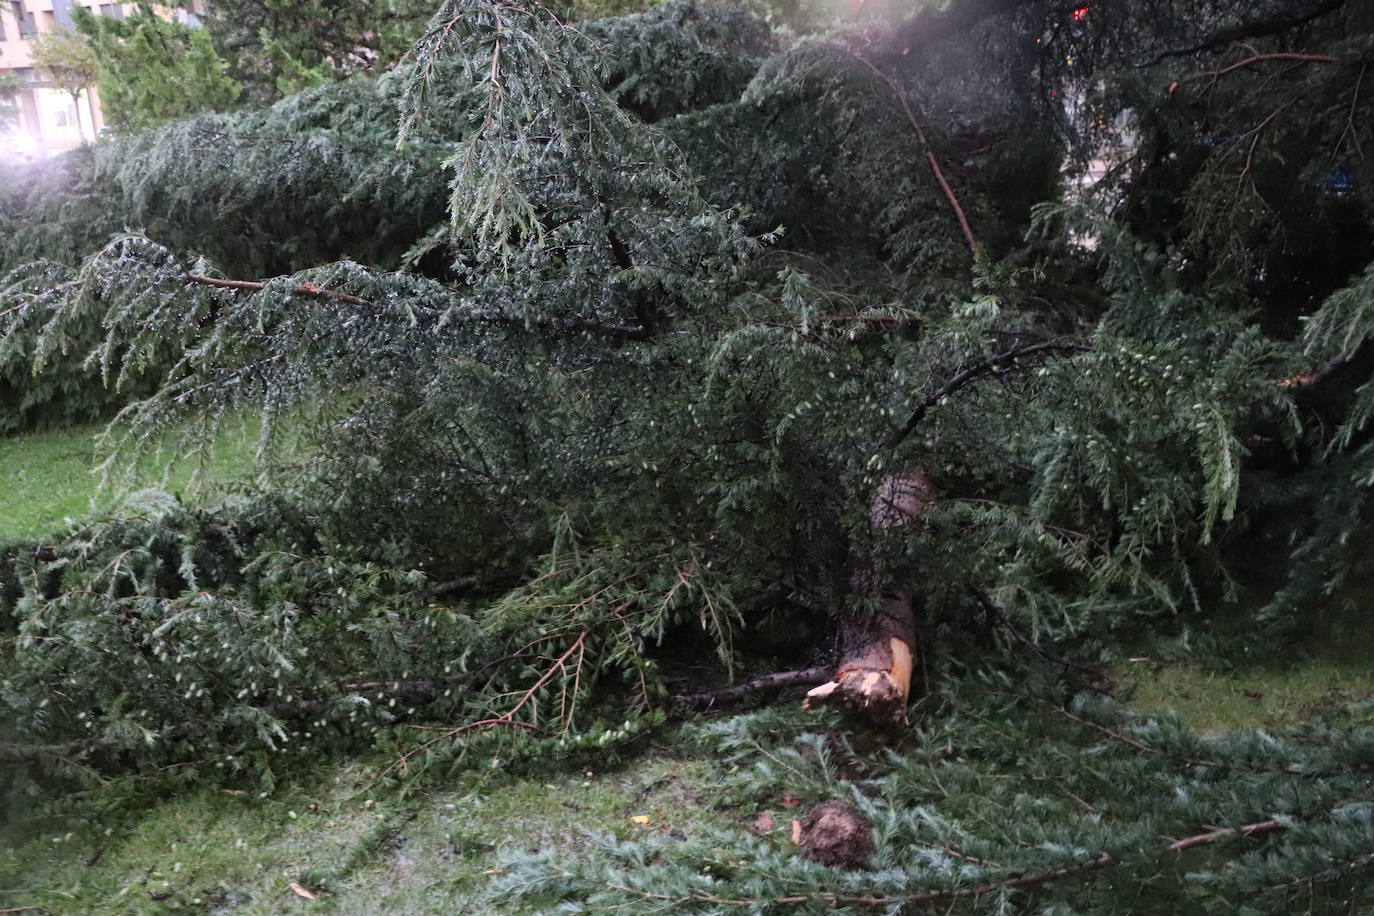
674;666;833;709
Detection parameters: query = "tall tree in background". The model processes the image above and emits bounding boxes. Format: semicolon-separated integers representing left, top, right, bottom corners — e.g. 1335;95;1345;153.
28;28;99;141
73;4;241;133
0;72;18;128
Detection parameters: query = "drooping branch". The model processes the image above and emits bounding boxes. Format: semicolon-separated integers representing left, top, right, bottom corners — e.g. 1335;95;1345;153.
0;668;495;764
181;271;656;341
884;337;1091;450
967;586;1105;681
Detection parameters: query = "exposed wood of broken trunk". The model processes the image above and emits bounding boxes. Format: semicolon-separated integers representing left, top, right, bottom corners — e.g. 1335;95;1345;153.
807;467;928;726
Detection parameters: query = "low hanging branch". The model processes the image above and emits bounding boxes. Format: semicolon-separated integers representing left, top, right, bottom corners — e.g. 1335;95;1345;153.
180;270;655;340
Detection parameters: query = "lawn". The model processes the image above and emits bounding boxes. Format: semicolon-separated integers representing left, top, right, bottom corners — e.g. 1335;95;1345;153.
0;750;735;915
0;418;260;541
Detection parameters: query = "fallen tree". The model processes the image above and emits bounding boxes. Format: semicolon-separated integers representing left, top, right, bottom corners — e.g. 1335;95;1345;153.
4;5;1374;908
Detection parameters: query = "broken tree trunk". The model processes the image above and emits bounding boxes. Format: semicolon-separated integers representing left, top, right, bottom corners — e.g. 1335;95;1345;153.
807;467;929;727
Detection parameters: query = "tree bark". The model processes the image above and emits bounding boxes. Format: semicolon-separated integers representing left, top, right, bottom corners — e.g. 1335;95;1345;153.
807;468;929;727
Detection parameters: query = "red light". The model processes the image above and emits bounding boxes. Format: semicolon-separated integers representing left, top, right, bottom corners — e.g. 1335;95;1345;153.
1072;5;1089;20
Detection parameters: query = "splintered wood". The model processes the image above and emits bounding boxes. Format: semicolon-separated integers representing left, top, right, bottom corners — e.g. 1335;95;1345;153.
807;467;927;727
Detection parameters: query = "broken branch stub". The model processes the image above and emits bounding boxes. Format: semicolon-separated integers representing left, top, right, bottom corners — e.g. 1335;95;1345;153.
807;467;928;727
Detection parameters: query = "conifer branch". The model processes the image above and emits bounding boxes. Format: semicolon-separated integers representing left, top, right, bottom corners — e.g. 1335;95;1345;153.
1182;51;1342;89
854;55;980;257
884;337;1090;449
182;270;656;339
611;810;1348;909
185;273;376;308
1167;819;1286;852
875;0;1036;63
1141;0;1347;67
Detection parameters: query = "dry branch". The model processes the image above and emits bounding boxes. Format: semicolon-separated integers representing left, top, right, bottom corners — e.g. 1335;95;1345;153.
674;666;832;709
1182;51;1341;90
854;55;980;257
186;273;374;307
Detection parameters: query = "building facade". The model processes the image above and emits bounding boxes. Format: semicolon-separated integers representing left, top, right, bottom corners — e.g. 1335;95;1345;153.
0;1;200;161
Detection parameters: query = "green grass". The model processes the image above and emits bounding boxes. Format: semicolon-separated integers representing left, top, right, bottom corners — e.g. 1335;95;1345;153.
0;752;736;914
0;418;260;540
1112;614;1374;732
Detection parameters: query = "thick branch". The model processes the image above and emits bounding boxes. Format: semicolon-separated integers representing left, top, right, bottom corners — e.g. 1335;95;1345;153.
884;338;1090;450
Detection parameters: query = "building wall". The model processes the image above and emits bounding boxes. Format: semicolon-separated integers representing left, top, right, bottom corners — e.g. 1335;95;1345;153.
0;0;200;160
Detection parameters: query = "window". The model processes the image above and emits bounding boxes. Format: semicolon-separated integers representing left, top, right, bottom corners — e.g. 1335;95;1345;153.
98;3;124;19
12;2;36;38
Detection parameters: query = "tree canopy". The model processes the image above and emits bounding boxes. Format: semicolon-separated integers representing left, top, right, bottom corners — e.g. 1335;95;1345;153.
4;0;1374;909
27;27;100;139
73;3;242;132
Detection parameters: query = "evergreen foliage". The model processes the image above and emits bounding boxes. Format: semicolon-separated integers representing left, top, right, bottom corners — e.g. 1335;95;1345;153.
198;0;434;102
4;0;1374;907
0;71;18;127
491;683;1374;913
73;4;242;133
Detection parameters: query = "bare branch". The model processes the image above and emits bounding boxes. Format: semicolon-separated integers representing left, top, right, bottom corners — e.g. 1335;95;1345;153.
674;666;832;709
854;55;980;257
